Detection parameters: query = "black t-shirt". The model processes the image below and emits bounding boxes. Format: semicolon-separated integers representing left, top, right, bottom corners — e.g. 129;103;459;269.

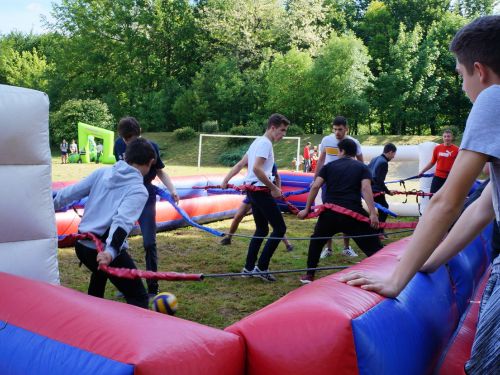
319;157;372;211
114;137;165;199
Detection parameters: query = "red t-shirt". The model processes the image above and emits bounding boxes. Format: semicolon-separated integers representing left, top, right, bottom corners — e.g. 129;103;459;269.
431;144;459;178
303;146;310;159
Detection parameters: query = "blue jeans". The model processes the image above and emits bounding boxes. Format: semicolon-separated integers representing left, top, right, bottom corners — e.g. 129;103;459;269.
139;198;158;294
245;191;286;271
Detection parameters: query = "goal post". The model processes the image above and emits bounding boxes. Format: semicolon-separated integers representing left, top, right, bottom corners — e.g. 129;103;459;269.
197;133;301;171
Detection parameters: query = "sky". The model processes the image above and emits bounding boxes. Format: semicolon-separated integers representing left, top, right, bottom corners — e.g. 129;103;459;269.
0;0;60;35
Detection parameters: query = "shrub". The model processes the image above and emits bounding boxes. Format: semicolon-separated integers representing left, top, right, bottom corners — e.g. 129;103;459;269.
50;99;114;146
218;144;249;167
202;120;219;134
174;126;197;141
285;124;305;136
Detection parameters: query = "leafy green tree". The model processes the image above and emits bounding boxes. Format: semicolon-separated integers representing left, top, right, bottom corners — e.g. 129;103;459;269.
265;48;314;128
308;33;372;133
1;48;51;91
50;99;115;145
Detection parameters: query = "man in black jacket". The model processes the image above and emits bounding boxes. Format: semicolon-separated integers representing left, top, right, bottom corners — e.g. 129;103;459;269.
368;143;397;235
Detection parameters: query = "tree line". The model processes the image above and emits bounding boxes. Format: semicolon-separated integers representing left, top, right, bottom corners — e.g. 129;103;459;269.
0;0;497;137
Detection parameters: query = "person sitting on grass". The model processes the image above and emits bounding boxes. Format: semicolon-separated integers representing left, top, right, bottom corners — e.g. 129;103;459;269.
341;16;500;374
53;138;156;309
220;163;294;252
297;138;382;284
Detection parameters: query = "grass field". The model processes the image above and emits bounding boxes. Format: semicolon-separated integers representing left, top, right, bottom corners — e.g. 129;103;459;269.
54;133;427;328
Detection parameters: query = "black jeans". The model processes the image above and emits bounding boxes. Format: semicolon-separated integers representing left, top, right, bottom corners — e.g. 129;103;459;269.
306;210;383;276
138;198;159;294
374;194;389;233
245;190;287;271
430;176;447;194
75;241;148;309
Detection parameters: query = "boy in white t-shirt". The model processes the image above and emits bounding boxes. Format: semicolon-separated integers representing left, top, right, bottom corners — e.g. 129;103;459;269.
342;16;500;374
222;114;290;281
315;116;363;258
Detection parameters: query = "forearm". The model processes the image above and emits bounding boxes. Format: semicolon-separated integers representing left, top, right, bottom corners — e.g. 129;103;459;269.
314;157;325;179
254;167;277;191
157;169;177;195
362;186;377;215
423;187;495;272
305;185;320;211
419;161;434;175
223;157;247;185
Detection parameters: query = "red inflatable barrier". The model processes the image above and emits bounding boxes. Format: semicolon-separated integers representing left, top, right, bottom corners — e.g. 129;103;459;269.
0;272;244;374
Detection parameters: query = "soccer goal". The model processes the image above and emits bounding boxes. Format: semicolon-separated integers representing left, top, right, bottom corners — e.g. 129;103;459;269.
197;133;302;171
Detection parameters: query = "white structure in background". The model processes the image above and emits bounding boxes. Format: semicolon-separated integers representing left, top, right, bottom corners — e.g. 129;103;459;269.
362;143;437;216
0;85;59;284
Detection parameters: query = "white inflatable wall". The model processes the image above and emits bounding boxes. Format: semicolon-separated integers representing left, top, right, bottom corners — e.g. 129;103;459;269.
0;85;59;284
362;144;437;216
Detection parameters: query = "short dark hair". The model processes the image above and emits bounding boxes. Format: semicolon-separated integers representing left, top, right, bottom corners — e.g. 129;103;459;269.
267;113;290;129
383;143;397;153
332;116;348;127
118;117;141;140
450;15;500;76
338;138;357;157
443;128;453;135
125;138;156;165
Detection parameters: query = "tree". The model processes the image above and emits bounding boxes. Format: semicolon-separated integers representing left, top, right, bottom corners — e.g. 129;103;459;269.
1;48;51;91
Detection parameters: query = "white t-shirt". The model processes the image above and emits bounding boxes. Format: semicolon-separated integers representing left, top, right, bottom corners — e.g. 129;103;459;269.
319;134;362;165
96;144;103;153
245;136;275;186
461;84;500;222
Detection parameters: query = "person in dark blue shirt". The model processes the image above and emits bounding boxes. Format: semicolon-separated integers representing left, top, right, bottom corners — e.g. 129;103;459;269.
368;143;397;235
114;117;179;297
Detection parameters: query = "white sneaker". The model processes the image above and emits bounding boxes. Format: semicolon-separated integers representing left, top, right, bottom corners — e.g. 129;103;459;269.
320;248;333;259
342;246;358;257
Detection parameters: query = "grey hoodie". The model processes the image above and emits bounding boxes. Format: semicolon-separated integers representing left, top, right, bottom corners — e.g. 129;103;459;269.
54;161;148;259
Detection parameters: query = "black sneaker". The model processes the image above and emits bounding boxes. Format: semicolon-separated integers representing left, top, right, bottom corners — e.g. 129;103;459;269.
253;266;277;282
220;236;232;245
286;244;294;252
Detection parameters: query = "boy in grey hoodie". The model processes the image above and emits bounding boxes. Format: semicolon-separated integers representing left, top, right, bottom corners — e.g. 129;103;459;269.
54;138;156;308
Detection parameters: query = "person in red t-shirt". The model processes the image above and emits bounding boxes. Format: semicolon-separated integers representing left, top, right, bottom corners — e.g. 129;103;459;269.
419;129;460;194
303;142;311;172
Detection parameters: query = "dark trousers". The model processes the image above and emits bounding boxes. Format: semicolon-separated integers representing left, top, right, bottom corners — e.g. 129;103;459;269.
374;194;389;234
306;210;383;276
75;241;148;308
138;198;159;294
430;176;447;194
245;190;287;271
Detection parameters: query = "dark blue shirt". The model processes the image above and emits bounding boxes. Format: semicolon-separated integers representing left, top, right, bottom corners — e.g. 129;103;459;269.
367;154;390;194
114;137;165;200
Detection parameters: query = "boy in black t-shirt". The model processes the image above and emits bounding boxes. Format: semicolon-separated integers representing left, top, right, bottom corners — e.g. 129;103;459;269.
297;139;382;284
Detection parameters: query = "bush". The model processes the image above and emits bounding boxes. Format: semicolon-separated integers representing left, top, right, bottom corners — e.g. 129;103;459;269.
174;126;197;141
202;120;219;134
285;124;305;136
218;144;249;167
50;99;114;146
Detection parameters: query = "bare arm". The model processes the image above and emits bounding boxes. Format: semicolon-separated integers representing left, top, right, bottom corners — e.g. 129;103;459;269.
361;178;379;229
418;160;435;175
341;150;488;297
421;183;495;273
222;154;248;188
253;157;281;197
274;171;281;189
313;151;326;179
356;153;364;163
157;169;179;204
298;176;324;219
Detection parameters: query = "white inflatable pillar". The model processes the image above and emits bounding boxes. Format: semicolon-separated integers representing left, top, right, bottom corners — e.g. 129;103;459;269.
0;85;59;284
418;142;438;212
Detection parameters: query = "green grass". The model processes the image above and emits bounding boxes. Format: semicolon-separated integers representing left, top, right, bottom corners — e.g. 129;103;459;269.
54;132;425;329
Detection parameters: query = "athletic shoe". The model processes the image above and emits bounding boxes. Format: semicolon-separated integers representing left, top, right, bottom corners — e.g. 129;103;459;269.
241;267;254;278
253;266;277;282
300;274;314;284
220;236;232;245
286;244;294;252
320;248;333;259
342;246;358;257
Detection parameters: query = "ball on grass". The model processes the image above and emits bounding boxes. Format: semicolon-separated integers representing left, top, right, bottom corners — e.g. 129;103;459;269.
152;292;178;315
